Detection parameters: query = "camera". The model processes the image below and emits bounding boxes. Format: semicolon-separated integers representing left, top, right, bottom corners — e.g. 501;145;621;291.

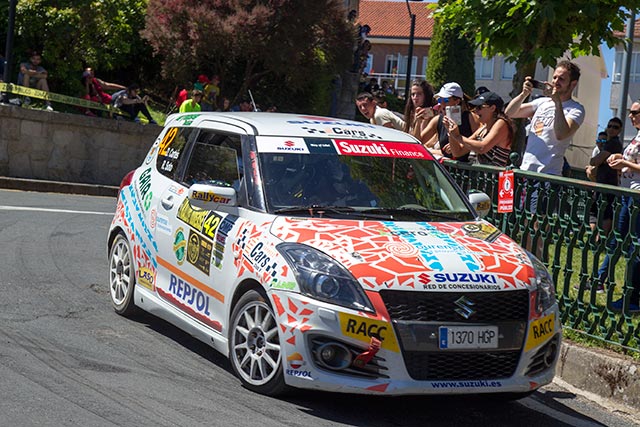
531;80;546;90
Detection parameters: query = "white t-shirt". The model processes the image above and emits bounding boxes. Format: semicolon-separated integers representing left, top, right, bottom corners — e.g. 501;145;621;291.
371;106;405;130
621;130;640;190
520;97;585;175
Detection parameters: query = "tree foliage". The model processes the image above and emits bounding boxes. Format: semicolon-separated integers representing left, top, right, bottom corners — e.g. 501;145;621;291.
2;0;151;95
142;0;355;112
433;0;640;87
426;17;476;97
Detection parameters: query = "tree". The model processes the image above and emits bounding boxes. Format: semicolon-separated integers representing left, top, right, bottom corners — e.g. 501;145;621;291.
433;0;640;155
142;0;355;113
426;14;475;96
6;0;151;96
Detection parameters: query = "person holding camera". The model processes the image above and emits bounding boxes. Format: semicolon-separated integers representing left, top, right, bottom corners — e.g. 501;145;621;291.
112;83;157;124
505;60;585;176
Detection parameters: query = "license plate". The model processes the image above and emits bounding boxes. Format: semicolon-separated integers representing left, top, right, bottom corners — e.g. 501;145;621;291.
439;326;499;349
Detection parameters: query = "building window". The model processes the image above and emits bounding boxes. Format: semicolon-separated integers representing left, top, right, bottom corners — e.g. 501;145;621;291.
385;55;399;75
475;56;494;80
422;56;428;76
613;51;640;83
501;59;516;80
397;54;418;77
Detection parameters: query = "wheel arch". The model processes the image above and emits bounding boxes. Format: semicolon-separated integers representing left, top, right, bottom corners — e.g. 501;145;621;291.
107;226;126;256
229;278;268;322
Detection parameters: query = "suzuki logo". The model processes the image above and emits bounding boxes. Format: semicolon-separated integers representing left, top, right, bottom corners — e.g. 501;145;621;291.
284;140;296;147
454;296;476;319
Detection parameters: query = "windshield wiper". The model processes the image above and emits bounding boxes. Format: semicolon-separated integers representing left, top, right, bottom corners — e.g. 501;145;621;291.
362;207;464;221
273;205;390;219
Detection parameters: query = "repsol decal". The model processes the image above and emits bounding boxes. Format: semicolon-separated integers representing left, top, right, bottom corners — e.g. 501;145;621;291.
167;274;211;316
525;313;555;351
338;313;399;352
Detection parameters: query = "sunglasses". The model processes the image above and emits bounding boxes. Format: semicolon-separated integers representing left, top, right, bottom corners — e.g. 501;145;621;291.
472;104;490;112
596;138;607;144
630;110;640;116
607;124;621;129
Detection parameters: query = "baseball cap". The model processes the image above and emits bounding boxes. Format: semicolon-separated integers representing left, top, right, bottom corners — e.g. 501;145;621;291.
197;74;210;84
435;82;463;99
468;91;504;111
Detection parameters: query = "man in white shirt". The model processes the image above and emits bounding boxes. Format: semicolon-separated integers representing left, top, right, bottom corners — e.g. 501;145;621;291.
355;92;405;130
505;60;585;176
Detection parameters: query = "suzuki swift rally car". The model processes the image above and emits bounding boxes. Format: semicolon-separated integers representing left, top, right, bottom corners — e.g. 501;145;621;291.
108;112;560;397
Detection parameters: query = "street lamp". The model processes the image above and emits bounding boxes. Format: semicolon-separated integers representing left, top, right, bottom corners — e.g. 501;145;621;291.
404;0;422;101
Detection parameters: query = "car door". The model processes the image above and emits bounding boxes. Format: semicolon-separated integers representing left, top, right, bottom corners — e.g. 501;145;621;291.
154;126;245;334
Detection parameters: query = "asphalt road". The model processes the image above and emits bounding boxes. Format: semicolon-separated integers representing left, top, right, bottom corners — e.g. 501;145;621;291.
0;189;637;427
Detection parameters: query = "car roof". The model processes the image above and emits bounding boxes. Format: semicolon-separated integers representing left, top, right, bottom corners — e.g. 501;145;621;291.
164;112;418;143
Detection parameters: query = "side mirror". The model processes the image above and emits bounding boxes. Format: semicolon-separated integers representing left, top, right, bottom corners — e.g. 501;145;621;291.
468;191;491;218
188;183;237;210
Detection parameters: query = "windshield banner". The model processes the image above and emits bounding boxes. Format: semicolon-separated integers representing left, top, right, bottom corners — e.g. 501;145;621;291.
333;139;434;160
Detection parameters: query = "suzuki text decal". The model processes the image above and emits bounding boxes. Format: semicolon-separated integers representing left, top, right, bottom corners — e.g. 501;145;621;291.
333;139;434;160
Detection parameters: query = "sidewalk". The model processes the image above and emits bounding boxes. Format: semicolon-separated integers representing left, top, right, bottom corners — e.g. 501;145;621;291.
0;176;638;416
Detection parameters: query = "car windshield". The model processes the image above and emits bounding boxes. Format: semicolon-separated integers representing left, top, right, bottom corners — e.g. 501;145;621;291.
256;138;474;221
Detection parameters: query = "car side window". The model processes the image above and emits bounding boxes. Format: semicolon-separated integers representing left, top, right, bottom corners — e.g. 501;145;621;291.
183;130;242;189
156;127;194;181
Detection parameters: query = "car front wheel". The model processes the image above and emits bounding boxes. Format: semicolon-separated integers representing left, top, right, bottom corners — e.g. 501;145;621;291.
108;232;138;316
229;290;288;395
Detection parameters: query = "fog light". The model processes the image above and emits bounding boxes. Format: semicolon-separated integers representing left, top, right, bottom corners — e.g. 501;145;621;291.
316;342;352;370
543;339;558;367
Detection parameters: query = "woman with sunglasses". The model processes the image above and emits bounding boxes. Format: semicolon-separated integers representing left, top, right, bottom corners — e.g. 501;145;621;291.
443;91;514;166
420;82;478;161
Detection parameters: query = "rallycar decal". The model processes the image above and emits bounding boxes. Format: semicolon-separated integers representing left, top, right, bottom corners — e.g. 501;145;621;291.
525;312;555;351
338;313;399;352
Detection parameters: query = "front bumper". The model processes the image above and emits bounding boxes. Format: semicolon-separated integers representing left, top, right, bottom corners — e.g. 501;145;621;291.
271;290;561;395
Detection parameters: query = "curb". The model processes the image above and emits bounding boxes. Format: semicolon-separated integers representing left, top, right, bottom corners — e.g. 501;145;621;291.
0;177;118;197
557;341;639;415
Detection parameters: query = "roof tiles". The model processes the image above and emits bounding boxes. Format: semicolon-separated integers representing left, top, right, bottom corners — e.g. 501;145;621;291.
359;0;435;39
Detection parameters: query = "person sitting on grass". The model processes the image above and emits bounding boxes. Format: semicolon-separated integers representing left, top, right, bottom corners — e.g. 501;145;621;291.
111;83;157;124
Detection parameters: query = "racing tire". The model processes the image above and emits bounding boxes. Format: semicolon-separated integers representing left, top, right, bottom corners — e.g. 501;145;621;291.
228;290;289;396
108;232;138;317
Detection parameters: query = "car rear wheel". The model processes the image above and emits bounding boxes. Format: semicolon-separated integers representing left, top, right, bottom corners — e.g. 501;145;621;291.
229;290;288;396
109;232;138;316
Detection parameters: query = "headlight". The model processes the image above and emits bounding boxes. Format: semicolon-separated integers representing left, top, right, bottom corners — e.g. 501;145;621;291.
527;251;556;314
277;243;374;312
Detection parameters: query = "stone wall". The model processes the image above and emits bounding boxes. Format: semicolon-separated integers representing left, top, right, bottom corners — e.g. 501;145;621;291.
0;105;161;186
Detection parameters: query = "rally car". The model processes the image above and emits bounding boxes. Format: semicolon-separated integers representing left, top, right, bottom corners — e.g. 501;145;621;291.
108;112;560;397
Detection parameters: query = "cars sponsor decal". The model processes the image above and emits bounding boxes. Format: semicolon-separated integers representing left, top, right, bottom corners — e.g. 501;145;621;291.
255;136;310;154
287;116;378;127
137;266;155;290
213;215;238;270
176;198;222;239
237;240;281;285
338;313;399;352
155;272;221;331
461;223;501;243
285;352;312;379
173;227;186;265
187;230;213;275
191;190;232;204
333;139;433;160
525;312;555;351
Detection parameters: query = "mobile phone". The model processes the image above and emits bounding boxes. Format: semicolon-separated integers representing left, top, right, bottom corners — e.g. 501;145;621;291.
531;80;546;90
445;105;462;125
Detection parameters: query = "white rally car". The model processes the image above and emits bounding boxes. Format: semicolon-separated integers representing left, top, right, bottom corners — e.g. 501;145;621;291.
108;112;560;398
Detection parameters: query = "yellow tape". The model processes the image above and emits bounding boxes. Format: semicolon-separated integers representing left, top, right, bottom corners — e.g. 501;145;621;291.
0;82;127;115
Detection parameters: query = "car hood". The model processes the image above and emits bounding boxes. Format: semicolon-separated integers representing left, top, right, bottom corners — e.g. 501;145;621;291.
270;217;534;291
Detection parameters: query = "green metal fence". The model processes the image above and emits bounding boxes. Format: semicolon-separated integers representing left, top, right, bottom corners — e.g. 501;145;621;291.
443;159;640;353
